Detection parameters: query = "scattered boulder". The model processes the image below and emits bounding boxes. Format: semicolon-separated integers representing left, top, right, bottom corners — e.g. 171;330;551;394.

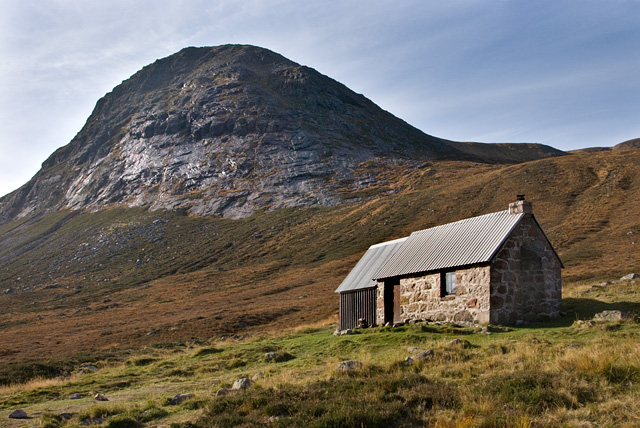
264;351;294;362
94;393;109;401
4;288;14;294
593;310;634;322
620;273;638;281
392;322;405;328
411;349;434;360
252;371;264;380
264;352;278;362
216;388;230;396
232;378;253;390
336;360;362;372
58;413;74;421
575;320;596;328
237;321;248;327
405;349;434;366
169;393;194;405
79;364;98;374
69;393;82;399
446;339;472;348
406;346;420;352
9;409;28;419
81;417;104;425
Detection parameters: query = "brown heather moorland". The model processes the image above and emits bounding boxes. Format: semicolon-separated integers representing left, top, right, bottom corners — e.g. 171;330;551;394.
0;148;639;427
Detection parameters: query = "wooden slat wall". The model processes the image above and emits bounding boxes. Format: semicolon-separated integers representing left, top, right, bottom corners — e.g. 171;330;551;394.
339;288;376;330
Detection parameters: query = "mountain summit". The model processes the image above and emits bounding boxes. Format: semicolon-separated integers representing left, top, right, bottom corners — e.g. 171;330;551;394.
0;45;563;222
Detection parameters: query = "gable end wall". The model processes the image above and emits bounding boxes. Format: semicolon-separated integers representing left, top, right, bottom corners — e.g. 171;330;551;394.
489;215;562;324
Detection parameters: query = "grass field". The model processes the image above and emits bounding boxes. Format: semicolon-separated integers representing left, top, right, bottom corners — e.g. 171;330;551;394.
1;277;638;427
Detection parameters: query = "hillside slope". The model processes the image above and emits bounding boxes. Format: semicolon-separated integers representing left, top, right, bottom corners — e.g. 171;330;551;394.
0;45;563;223
0;148;638;364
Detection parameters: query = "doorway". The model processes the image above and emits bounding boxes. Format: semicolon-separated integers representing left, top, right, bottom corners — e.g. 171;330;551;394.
383;278;401;324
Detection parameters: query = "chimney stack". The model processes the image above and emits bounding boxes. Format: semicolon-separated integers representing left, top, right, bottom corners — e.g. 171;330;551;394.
509;194;533;215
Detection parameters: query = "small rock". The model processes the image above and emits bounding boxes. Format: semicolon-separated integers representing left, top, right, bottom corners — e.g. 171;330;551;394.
58;413;74;420
411;349;434;360
69;393;82;399
232;378;253;390
252;371;264;380
237;321;248;328
406;346;420;352
403;356;414;366
340;329;352;336
336;360;362;372
4;288;14;294
94;393;108;401
9;409;28;419
79;364;98;374
446;339;471;348
264;352;278;362
169;393;194;405
620;273;639;281
392;322;404;328
216;388;231;396
147;329;161;336
593;310;633;322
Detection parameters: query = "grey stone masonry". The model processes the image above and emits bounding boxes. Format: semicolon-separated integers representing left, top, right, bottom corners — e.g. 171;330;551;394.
376;265;491;325
489;215;561;324
373;198;562;326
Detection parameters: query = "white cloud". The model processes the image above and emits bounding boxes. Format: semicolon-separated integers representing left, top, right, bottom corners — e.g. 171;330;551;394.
0;1;639;197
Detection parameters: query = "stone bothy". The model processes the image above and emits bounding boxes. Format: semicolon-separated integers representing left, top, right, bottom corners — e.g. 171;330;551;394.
335;197;562;329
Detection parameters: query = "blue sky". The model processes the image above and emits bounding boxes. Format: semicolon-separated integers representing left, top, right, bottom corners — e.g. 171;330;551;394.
1;0;639;197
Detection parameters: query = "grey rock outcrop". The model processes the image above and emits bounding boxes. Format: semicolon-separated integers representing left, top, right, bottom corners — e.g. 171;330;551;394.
0;45;564;224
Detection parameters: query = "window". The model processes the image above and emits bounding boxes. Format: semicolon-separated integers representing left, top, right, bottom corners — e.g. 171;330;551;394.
441;271;457;296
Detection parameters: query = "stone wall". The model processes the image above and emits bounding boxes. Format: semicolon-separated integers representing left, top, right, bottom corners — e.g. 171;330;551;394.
489;215;562;324
375;285;385;325
376;265;491;325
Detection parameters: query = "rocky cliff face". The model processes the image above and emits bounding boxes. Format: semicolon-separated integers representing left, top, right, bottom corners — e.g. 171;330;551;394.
0;45;564;222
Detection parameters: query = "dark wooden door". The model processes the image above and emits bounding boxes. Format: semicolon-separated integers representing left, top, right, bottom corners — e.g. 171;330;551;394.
393;283;402;323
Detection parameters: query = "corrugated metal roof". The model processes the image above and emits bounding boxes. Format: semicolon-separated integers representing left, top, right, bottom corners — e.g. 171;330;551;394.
335;237;408;293
374;210;524;279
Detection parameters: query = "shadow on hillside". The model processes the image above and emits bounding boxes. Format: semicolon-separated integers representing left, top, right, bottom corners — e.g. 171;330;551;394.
562;298;640;320
520;298;640;329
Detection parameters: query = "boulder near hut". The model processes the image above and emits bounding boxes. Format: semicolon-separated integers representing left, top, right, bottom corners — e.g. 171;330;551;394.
336;196;563;329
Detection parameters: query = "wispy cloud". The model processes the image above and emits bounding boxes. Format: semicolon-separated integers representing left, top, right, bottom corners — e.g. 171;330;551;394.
0;1;639;196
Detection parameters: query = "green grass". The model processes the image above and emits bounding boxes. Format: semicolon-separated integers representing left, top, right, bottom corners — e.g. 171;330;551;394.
1;282;639;427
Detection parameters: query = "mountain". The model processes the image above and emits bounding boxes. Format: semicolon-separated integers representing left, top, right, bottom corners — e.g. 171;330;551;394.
1;146;639;365
0;45;563;223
